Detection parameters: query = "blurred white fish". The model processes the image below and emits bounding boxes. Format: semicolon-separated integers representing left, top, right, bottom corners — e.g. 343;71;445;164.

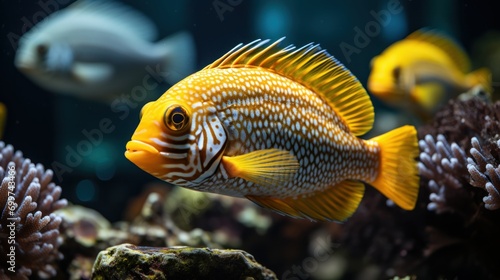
15;0;196;102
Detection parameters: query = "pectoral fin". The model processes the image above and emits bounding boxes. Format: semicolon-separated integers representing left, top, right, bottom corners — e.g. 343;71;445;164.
222;149;299;188
246;180;365;222
72;63;113;83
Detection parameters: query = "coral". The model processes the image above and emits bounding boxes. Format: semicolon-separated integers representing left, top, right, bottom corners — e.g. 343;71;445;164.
418;90;500;149
419;91;500;212
417;95;500;279
418;134;470;213
418;94;500;213
91;243;277;280
468;137;500;210
0;142;67;279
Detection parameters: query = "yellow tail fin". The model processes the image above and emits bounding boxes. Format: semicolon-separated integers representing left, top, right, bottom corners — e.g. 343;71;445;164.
465;68;492;94
369;125;420;210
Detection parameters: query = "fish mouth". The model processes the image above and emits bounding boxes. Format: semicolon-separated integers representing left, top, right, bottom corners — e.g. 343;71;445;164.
125;140;159;158
14;56;36;73
15;63;35;74
367;81;397;98
125;140;170;177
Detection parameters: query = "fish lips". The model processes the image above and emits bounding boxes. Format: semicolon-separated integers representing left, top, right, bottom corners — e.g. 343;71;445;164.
125;140;163;177
126;140;159;155
15;62;36;74
125;140;161;171
368;81;403;100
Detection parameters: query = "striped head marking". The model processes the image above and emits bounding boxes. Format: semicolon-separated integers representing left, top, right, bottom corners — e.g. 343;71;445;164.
125;97;227;186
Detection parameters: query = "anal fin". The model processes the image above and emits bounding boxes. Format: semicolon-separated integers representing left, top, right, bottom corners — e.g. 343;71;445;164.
246;180;365;222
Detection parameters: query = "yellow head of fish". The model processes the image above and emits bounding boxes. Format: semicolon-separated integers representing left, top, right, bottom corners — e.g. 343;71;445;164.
125;83;227;186
368;54;407;101
368;29;491;114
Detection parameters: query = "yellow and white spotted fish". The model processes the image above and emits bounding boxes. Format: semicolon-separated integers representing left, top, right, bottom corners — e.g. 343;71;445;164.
125;38;420;222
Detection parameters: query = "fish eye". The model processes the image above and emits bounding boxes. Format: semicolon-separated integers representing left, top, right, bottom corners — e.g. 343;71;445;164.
36;44;48;57
392;66;401;80
164;105;190;131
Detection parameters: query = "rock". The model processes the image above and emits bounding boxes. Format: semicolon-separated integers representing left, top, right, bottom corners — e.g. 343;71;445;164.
92;243;277;280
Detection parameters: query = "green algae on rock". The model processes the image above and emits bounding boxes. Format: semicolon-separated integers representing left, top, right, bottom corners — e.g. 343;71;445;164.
91;243;277;280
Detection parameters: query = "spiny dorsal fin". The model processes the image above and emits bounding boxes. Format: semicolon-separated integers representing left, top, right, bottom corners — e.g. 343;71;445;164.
205;38;374;136
407;29;470;73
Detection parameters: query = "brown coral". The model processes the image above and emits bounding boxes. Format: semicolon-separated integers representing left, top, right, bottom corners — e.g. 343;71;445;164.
417;95;500;278
418;134;470;213
419;95;500;213
468;137;500;210
0;142;67;279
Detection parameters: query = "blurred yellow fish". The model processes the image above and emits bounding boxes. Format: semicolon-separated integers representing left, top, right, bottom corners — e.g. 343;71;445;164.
125;38;419;222
472;31;500;99
0;103;6;139
368;29;491;118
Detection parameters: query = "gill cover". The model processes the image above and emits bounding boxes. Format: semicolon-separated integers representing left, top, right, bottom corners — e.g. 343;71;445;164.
190;105;228;184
